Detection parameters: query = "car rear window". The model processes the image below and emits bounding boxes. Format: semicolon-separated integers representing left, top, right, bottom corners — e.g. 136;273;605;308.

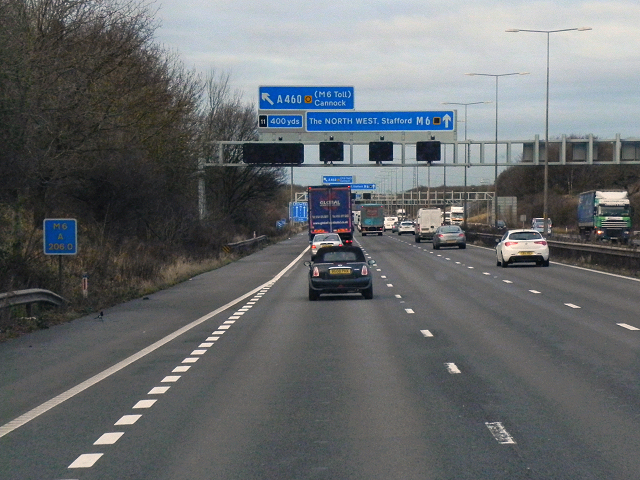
509;232;543;241
318;250;364;262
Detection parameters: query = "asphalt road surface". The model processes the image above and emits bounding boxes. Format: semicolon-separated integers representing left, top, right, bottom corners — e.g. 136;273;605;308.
1;232;639;479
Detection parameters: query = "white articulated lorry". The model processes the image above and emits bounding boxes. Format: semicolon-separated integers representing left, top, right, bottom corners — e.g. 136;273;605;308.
415;208;442;243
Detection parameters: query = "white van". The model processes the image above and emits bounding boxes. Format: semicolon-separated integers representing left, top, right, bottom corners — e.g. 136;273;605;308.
384;216;398;231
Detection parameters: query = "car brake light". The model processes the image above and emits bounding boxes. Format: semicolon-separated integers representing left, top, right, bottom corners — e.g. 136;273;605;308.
458;234;464;238
534;241;547;245
361;265;368;275
312;266;319;277
504;241;518;246
311;245;317;250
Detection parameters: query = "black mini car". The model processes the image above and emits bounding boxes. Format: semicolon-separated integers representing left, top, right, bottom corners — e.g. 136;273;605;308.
304;246;375;300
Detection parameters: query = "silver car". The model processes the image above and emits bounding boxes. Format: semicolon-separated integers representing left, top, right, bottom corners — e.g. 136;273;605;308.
432;225;466;249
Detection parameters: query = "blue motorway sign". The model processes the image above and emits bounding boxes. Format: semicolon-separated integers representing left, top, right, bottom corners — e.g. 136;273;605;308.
322;176;353;184
290;202;308;221
43;218;77;255
259;113;303;129
351;183;376;190
306;111;455;132
325;183;376;190
259;86;354;110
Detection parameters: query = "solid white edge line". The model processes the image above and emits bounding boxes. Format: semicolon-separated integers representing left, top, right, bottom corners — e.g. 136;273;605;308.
470;244;640;283
0;246;310;439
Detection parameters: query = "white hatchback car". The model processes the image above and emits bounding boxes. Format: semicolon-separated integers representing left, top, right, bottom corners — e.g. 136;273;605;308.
310;233;343;260
397;221;415;235
496;229;550;267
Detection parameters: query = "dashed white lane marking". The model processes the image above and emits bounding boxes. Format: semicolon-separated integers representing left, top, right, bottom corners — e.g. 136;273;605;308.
69;453;103;468
232;311;245;316
217;325;231;330
173;366;190;373
617;323;640;331
467;266;474;269
565;303;581;309
395;294;402;298
206;336;220;341
190;349;207;355
529;290;541;294
387;283;394;287
182;357;199;363
485;422;516;444
148;386;170;394
94;432;124;445
421;330;434;337
0;247;306;439
228;316;241;320
199;342;213;348
483;272;491;275
381;275;387;279
161;376;181;383
114;414;141;425
445;363;461;374
503;280;513;284
212;330;226;335
132;400;156;409
405;308;415;314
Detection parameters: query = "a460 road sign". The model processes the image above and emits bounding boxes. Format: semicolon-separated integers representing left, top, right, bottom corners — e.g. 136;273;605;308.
259;86;354;110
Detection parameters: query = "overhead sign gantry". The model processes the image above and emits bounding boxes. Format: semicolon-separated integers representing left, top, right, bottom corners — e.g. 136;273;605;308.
247;85;454;164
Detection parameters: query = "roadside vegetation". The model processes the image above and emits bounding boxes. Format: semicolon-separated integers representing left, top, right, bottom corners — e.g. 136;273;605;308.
0;0;302;339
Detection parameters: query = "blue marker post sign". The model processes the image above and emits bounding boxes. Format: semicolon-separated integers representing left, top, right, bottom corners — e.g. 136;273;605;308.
44;219;78;255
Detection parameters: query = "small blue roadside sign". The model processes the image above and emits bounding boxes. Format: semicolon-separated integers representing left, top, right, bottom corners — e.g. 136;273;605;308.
258;114;304;129
43;218;77;255
259;86;354;110
306;111;455;132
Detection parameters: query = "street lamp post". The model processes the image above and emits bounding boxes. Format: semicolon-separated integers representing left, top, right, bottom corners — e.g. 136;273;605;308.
442;101;491;228
465;72;529;227
506;27;591;235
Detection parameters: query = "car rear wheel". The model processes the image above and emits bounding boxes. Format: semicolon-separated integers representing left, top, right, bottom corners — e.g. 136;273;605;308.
501;258;508;268
308;286;319;301
362;285;373;299
542;259;550;267
459;244;466;249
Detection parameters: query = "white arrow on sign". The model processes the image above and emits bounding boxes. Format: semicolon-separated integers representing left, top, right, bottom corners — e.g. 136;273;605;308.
261;93;274;105
443;114;452;128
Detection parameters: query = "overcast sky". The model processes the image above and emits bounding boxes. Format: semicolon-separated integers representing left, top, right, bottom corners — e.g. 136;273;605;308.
155;0;640;188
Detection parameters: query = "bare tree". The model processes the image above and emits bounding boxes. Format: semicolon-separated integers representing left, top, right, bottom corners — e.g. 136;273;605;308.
198;70;286;234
